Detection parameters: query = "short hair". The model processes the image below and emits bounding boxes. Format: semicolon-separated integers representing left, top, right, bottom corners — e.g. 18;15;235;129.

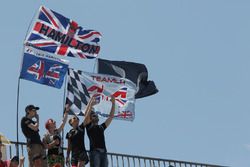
11;156;19;163
68;116;79;126
45;118;55;130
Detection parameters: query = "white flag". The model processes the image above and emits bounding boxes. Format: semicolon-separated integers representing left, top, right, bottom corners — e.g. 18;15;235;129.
66;69;136;121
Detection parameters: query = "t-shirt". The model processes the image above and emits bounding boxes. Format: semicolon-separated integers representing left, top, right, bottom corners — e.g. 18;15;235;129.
86;123;107;152
21;117;42;145
66;123;86;156
43;130;63;156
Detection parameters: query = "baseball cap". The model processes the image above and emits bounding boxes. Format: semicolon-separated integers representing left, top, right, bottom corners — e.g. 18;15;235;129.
25;104;39;113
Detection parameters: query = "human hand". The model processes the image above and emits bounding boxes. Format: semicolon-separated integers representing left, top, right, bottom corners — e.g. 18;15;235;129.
65;104;70;114
34;113;39;119
20;156;25;162
54;138;60;145
90;95;99;106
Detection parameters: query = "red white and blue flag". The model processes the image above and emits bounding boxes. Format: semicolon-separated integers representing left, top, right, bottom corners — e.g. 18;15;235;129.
25;6;101;59
66;69;136;121
20;46;69;89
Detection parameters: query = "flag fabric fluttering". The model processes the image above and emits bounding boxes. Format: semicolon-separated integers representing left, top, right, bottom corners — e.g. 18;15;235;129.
20;46;69;89
97;58;158;99
25;6;101;59
66;68;137;121
66;69;90;116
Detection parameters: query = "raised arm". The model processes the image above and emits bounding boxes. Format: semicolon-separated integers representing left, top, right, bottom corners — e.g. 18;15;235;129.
104;96;115;128
83;96;97;126
19;156;25;167
57;104;70;133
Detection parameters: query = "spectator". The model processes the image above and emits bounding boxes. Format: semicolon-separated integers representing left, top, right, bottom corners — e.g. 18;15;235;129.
32;154;42;167
84;96;115;167
43;104;70;167
66;97;97;167
0;151;5;167
0;155;25;167
21;104;47;167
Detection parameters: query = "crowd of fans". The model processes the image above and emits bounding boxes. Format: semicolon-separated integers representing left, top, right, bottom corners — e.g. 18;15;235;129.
1;96;115;167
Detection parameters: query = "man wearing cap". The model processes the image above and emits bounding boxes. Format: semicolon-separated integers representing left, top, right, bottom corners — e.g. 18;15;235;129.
21;105;47;167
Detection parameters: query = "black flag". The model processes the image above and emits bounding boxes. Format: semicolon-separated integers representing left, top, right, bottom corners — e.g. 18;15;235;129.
97;58;158;99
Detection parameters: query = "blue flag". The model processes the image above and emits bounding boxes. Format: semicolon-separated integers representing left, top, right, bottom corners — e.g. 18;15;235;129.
20;46;69;89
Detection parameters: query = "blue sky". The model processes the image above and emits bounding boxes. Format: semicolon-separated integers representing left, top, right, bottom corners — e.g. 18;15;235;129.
1;0;250;166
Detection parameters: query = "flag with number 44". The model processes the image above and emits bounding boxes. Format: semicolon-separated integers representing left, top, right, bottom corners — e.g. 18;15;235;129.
20;46;69;89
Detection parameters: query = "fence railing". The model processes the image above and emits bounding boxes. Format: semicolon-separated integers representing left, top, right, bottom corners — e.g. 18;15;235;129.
5;141;227;167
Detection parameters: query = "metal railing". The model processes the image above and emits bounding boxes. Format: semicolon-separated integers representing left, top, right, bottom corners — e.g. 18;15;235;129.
6;141;227;167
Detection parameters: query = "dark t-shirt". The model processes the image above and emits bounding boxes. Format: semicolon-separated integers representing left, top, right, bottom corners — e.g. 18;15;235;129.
66;123;86;156
21;117;42;144
86;122;107;152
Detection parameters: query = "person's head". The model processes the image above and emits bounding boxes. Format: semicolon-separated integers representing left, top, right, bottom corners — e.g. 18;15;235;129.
25;104;39;118
45;118;56;131
10;156;19;167
90;110;99;124
68;115;79;128
32;154;42;167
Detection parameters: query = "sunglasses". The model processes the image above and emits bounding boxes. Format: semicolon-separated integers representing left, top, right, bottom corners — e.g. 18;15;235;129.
91;114;98;118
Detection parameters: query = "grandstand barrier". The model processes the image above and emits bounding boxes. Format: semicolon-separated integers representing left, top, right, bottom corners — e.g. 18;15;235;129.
6;141;227;167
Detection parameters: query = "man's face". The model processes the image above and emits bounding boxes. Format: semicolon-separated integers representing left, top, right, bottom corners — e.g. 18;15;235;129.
91;113;99;123
70;116;79;127
29;109;37;117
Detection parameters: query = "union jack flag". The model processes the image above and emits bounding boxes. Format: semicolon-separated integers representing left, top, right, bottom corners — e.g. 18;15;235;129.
25;6;102;59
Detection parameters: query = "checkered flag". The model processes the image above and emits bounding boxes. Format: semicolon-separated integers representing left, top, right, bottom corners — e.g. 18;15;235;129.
66;68;90;116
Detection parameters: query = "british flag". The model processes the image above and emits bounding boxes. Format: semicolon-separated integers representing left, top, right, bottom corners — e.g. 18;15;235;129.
25;6;102;59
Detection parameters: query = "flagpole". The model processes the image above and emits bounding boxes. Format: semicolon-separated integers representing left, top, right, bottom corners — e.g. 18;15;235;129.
93;58;98;73
16;45;26;157
15;6;38;157
61;72;68;149
16;78;21;157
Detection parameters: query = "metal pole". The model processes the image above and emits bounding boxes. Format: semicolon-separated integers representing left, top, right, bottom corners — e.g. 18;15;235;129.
61;72;68;149
16;78;21;157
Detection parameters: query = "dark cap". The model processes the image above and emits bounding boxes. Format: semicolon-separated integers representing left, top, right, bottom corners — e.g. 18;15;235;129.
11;156;19;163
25;104;39;113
